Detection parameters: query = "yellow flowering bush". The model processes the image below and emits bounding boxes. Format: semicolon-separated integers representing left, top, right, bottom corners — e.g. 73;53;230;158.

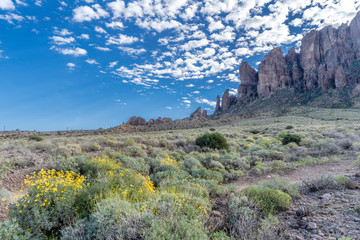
82;156;123;179
10;169;86;238
160;156;180;167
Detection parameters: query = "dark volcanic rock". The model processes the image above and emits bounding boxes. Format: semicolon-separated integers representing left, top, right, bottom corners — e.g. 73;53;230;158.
258;47;292;97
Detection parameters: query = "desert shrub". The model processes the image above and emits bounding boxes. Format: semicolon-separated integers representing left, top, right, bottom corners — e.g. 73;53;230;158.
87;198;151;239
211;231;234;240
29;142;53;153
208;160;226;171
126;145;147;157
250;160;267;175
145;157;161;173
183;157;202;171
338;139;352;150
312;140;341;155
144;192;209;240
270;160;287;171
75;168;156;218
29;135;43;142
250;129;260;134
191;169;224;183
123;138;136;147
241;186;291;214
253;150;285;161
195;133;230;151
282;134;301;145
145;214;208;240
227;196;258;240
10;169;86;238
259;175;299;198
56;156;86;173
159;139;174;150
117;156;150;175
0;219;32;240
84;142;101;152
285;125;294;130
209;128;216;132
0;158;13;182
302;175;350;192
55;144;82;157
151;170;190;186
191;178;223;196
222;169;243;182
60;219;88;240
159;179;209;199
82;156;123;179
257;215;284;240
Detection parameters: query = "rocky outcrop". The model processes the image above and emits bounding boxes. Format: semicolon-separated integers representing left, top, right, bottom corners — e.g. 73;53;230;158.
126;116;173;126
148;117;173;125
285;47;303;90
220;89;237;111
213;12;360;113
238;61;258;99
190;107;208;120
215;95;221;112
126;116;147;126
257;48;292;98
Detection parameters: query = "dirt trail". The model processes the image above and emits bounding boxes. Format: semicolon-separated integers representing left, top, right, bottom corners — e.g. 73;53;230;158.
232;160;358;190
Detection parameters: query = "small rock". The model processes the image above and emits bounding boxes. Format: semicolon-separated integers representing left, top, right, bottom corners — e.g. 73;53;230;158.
347;180;359;190
307;222;318;230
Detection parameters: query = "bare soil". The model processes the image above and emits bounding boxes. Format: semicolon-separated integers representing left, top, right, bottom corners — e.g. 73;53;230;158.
233;160;358;190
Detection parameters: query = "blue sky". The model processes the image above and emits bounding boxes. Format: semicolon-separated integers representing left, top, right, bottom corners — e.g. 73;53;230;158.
0;0;359;131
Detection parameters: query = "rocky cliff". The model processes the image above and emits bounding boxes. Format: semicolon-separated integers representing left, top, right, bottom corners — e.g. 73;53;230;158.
215;12;360;113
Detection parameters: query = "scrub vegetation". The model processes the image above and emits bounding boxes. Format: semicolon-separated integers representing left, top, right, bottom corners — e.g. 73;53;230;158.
0;107;360;239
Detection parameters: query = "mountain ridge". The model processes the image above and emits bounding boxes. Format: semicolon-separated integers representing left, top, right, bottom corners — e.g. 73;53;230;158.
214;11;360;114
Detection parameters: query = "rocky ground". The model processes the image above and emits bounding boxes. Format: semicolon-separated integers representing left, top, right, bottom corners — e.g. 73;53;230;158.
280;175;360;240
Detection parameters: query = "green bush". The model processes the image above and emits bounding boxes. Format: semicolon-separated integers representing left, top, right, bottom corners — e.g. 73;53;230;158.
88;198;150;239
282;134;301;145
195;133;230;151
0;219;32;240
145;214;208;240
183;157;202;171
56;156;86;173
241;186;291;214
227;196;258;239
250;129;260;134
0;158;13;182
259;175;299;198
211;231;234;240
191;169;224;183
28;135;43;142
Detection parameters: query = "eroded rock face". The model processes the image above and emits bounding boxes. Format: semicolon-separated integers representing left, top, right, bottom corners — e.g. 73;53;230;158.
190;107;208;120
215;95;221;112
238;61;258;98
221;89;230;110
221;89;237;111
148;117;173;125
126;116;147;126
285;47;303;90
257;48;291;97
